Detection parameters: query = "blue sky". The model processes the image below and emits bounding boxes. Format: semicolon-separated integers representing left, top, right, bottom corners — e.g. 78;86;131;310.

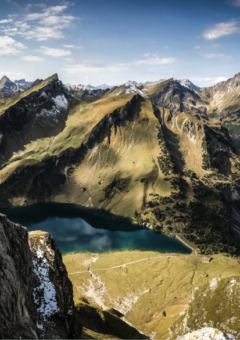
0;0;240;87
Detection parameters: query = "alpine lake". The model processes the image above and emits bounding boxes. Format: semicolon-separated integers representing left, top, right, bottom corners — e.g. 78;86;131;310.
1;202;191;255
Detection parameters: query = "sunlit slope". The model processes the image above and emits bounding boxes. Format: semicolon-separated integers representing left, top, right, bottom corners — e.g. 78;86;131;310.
0;94;136;181
0;94;179;222
0;74;56;116
63;251;240;339
1;91;240;254
54;95;176;218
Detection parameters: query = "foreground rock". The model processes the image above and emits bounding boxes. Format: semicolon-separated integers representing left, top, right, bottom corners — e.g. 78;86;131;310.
28;231;78;339
0;214;38;339
177;327;237;340
0;213;78;339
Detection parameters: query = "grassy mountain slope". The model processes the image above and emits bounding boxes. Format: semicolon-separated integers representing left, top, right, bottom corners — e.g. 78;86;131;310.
63;251;240;339
170;275;240;338
0;75;240;254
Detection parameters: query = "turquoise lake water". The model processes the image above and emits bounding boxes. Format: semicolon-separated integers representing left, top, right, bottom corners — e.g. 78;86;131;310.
1;203;191;254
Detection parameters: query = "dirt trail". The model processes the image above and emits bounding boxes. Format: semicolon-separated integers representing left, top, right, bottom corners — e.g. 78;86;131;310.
69;254;189;276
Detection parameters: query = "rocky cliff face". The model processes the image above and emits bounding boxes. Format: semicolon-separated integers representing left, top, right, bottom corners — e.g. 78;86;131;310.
0;213;38;339
0;214;77;339
28;231;77;339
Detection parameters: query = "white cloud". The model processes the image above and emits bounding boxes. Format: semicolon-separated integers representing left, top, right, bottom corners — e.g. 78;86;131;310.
62;53;176;75
0;71;26;78
21;27;65;41
0;4;78;41
227;0;240;6
65;57;75;62
25;6;68;21
197;77;212;82
134;55;176;65
62;54;176;75
39;46;71;57
0;35;26;55
213;76;228;84
204;53;232;60
194;45;200;49
0;19;13;24
63;44;84;49
62;63;128;74
22;55;45;62
203;19;239;40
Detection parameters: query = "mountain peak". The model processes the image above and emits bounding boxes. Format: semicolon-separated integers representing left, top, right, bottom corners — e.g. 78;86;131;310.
0;75;15;90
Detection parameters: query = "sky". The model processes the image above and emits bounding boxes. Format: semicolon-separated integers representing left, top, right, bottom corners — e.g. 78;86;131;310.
0;0;240;87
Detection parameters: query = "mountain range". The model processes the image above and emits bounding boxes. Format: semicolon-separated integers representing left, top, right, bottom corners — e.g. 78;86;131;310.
0;71;240;339
0;75;42;98
65;77;201;91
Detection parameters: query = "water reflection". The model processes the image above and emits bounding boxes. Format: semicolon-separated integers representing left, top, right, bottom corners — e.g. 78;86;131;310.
1;203;191;254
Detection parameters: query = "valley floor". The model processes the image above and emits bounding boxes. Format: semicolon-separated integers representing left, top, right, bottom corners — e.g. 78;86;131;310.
63;251;240;339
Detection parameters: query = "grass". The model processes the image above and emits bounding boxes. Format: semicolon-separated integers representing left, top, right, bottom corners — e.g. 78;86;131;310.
63;251;240;339
170;275;240;338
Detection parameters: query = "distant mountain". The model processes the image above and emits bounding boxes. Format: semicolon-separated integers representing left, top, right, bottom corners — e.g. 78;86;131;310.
125;80;138;86
125;78;201;90
0;76;15;90
142;79;165;87
178;79;201;91
76;84;111;90
14;78;31;86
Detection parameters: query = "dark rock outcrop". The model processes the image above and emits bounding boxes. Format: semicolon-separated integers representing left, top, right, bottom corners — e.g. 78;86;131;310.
29;231;77;339
0;213;38;339
0;214;77;339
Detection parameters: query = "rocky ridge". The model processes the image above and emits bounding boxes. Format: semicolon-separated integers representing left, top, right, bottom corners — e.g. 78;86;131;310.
0;213;77;339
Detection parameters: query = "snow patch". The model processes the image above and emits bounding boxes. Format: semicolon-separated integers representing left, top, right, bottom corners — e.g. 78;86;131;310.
52;95;68;110
37;107;59;118
36;322;44;330
36;248;44;259
32;257;60;320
